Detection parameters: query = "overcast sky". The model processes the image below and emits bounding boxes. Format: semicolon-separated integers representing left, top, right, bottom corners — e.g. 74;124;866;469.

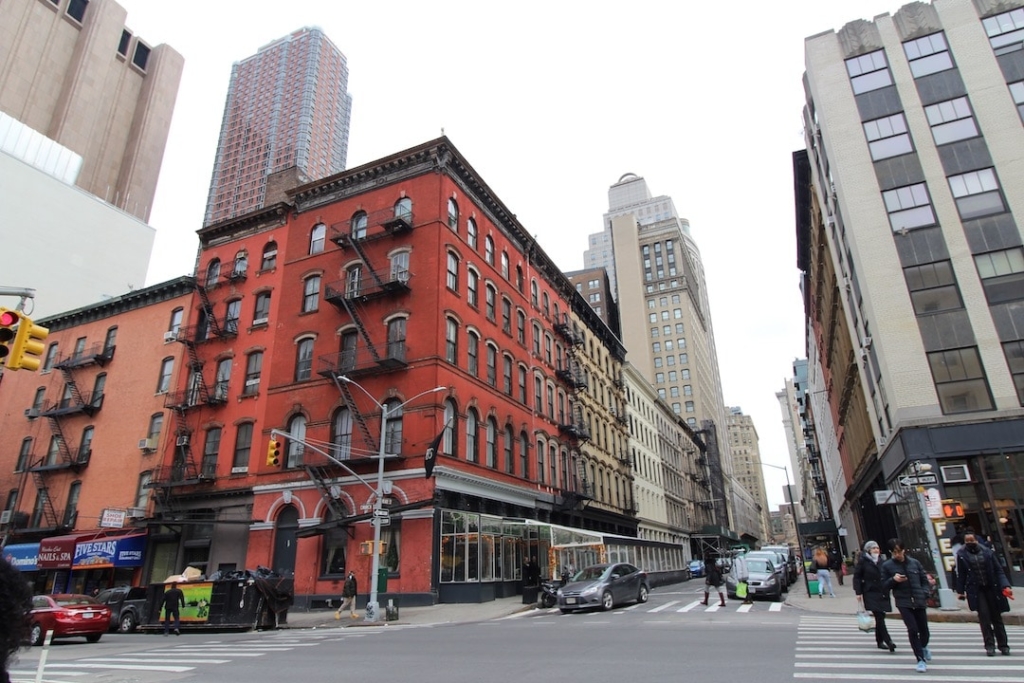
121;0;899;510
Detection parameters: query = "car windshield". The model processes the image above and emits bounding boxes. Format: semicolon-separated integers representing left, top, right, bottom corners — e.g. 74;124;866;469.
56;596;99;607
575;566;609;581
745;559;771;573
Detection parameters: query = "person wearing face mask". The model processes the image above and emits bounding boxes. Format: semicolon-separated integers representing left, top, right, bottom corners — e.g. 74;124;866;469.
854;540;895;652
955;532;1013;656
881;538;932;673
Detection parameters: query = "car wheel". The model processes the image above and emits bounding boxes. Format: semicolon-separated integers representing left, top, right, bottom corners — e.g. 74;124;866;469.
119;611;137;633
85;633;102;643
637;585;649;604
29;623;44;646
601;590;614;611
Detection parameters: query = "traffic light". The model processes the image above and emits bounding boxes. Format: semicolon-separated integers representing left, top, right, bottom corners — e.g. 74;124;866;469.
0;308;18;363
5;313;48;371
942;499;965;521
266;439;281;467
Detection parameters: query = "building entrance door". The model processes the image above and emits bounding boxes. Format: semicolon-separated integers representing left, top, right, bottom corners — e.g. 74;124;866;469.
272;505;299;577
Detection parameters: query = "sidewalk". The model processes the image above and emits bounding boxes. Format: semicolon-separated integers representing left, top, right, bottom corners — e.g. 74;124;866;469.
279;595;530;630
783;573;1023;626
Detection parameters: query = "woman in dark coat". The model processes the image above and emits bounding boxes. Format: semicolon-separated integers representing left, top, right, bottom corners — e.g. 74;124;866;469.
853;540;895;652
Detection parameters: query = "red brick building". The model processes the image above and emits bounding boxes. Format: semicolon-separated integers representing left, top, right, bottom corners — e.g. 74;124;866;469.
153;137;640;606
0;278;193;594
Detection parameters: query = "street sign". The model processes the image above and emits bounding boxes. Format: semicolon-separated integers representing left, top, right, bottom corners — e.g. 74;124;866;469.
373;509;390;519
875;490;897;505
899;474;937;486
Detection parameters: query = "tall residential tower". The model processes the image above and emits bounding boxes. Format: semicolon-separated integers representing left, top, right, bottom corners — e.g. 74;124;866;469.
204;26;352;226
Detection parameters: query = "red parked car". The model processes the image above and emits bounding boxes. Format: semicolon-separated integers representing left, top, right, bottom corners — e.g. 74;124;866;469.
27;594;112;645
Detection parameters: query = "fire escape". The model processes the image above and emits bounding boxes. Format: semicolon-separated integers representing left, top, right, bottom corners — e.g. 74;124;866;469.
148;276;233;518
554;320;592;511
312;205;414;510
28;343;113;530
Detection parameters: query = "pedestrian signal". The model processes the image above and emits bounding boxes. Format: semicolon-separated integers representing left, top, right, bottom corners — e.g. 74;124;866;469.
3;311;49;371
266;439;281;467
942;499;965;520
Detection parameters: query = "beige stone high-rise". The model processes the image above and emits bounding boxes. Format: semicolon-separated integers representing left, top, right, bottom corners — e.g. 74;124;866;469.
0;0;183;221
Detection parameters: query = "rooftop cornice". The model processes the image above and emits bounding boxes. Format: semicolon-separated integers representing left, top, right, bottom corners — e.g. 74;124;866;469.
197;203;291;246
40;276;196;330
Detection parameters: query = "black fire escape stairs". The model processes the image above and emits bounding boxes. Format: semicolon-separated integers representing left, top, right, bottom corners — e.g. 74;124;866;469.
554;322;592;511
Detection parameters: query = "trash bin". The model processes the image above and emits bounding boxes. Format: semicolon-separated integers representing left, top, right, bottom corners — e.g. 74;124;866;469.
808;579;819;595
522;585;539;604
377;568;389;594
385;598;399;622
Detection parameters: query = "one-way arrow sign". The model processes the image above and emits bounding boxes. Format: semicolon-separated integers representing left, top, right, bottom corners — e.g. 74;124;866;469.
899;474;937;486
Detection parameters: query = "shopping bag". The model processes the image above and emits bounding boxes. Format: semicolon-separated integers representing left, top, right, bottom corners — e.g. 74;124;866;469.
736;582;748;599
857;610;874;632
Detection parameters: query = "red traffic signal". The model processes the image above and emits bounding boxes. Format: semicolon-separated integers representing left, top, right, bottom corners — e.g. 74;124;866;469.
0;308;20;361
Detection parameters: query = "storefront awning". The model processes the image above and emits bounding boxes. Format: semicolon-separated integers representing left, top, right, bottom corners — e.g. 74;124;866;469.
3;542;40;571
73;532;146;569
38;529;147;570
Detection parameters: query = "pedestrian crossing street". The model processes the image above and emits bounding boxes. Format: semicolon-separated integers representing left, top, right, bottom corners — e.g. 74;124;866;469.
517;597;787;618
793;615;1024;682
9;626;420;681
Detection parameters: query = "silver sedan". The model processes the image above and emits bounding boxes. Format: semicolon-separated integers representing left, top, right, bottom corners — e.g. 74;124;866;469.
557;563;650;613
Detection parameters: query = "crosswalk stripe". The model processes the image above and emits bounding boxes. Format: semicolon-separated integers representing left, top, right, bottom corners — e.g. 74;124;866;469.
737;604;753;613
794;675;1024;682
704;604;721;613
795;662;1023;671
676;600;703;612
79;657;230;664
769;603;783;611
647;600;680;613
150;650;266;656
44;663;194;673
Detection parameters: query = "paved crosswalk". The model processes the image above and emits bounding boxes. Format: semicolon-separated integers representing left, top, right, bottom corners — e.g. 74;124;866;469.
793;615;1024;681
512;598;786;618
9;628;413;681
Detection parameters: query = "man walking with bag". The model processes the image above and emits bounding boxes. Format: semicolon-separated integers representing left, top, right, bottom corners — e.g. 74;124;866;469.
335;570;358;619
955;532;1013;656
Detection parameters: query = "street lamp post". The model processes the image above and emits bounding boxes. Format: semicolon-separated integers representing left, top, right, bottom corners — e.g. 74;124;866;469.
762;462;812;598
337;376;445;623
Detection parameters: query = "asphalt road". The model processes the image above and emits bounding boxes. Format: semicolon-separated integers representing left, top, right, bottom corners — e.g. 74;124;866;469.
10;586;1024;683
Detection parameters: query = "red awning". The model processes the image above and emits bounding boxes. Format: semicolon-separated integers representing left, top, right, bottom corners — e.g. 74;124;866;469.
37;531;102;569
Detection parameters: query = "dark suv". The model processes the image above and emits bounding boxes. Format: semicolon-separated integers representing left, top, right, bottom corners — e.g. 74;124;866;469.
96;586;149;633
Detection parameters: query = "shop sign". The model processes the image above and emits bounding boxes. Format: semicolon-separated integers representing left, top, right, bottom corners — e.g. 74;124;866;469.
100;508;127;528
37;536;77;569
73;534;146;569
2;543;39;571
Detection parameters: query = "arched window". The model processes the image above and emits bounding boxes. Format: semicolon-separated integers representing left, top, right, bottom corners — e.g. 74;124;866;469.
467;330;479;376
92;373;106;407
261;241;278;270
445;318;458;364
233;251;248;277
443;399;458;457
518;431;529;478
467;218;478;250
224;299;241;334
346;264;362;298
233;423;253;470
244;351;263;395
536;438;545;484
485;343;497;387
486;417;498;468
147;413;163;440
466;408;479;463
500;252;509;279
79;426;94;462
467;268;479;307
446;252;459;291
387;318;406;361
287;415;306;467
530;279;539;307
447;198;459;230
339;330;357;372
302;275;320;312
332;408;353;460
484;236;494;265
516;265;523;293
390;251;409;283
394;197;412;222
549;442;558;487
295;338;314;381
504;425;514;474
542;292;550;317
310;223;326;255
64;481;82;527
485;284;496;321
516;310;526;345
384;399;403;455
351;211;367;239
206;259;221;287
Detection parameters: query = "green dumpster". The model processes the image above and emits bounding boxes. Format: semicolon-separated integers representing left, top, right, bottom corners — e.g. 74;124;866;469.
377;567;388;593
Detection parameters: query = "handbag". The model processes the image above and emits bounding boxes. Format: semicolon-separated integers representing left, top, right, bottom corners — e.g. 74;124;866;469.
736;582;748;599
857;610;874;632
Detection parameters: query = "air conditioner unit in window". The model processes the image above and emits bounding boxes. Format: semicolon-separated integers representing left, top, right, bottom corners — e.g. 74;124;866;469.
163;331;177;343
877;436;887;448
0;510;11;525
176;435;190;447
862;336;873;349
24;408;39;418
138;438;157;451
126;507;146;519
